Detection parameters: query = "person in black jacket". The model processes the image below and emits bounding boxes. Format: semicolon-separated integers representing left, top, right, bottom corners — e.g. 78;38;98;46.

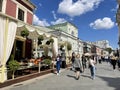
82;54;87;72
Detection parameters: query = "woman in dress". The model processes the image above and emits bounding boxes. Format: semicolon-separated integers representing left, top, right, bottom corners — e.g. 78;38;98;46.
73;54;83;80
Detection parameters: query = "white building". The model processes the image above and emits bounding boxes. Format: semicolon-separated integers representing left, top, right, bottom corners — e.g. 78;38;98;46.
47;22;84;56
92;40;110;49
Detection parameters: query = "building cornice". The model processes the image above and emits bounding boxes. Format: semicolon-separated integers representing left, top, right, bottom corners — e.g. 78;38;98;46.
15;0;36;12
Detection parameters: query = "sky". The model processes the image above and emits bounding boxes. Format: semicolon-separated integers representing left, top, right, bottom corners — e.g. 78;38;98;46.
30;0;118;49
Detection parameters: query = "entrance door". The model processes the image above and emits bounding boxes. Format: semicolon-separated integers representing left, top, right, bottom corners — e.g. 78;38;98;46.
25;38;32;59
15;40;24;61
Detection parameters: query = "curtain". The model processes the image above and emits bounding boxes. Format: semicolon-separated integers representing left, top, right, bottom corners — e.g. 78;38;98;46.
0;16;5;66
5;20;17;63
0;16;17;65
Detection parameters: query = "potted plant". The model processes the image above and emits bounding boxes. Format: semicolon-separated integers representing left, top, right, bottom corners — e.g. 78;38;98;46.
21;28;29;38
46;40;51;45
8;55;20;79
60;44;64;51
43;59;52;69
38;35;44;45
49;38;54;43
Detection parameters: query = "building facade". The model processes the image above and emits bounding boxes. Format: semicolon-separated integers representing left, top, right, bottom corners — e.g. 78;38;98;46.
0;0;36;82
47;22;80;54
0;0;35;25
91;40;110;49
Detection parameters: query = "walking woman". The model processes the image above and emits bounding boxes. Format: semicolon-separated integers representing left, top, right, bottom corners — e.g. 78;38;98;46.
89;55;96;80
111;55;117;70
56;54;61;75
82;54;87;72
73;54;83;80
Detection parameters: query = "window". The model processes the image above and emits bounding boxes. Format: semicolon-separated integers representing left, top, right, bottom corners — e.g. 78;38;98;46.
18;8;24;21
0;0;3;12
71;31;74;36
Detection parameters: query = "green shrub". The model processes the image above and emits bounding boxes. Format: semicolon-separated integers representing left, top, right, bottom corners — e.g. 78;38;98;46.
43;59;52;65
8;55;20;79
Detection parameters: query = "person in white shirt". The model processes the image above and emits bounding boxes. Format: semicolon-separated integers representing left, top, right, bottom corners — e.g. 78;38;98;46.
89;56;96;80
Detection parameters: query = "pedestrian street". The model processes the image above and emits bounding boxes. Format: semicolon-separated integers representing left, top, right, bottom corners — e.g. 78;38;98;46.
2;62;120;90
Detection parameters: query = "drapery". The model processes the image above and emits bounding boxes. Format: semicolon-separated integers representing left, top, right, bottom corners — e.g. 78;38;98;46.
0;16;6;66
6;20;17;63
0;16;17;65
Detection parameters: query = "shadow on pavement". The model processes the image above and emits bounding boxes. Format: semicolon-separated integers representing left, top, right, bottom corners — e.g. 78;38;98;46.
81;74;91;79
67;75;76;80
97;75;120;90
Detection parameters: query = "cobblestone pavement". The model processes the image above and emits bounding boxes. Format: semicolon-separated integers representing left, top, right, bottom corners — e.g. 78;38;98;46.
2;62;120;90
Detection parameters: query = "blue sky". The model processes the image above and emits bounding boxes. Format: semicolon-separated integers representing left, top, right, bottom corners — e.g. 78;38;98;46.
30;0;118;49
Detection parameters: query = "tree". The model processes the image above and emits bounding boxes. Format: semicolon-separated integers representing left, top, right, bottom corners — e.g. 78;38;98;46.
105;48;112;54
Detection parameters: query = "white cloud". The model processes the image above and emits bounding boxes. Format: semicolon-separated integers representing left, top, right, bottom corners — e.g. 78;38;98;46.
51;18;66;25
89;17;115;30
51;11;57;20
58;0;103;17
33;15;50;26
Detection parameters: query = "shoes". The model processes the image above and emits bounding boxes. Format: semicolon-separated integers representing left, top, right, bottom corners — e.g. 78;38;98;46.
57;73;59;75
76;76;80;80
92;77;95;80
91;76;95;80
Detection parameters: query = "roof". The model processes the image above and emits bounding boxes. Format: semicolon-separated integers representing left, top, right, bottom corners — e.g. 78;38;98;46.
47;22;78;29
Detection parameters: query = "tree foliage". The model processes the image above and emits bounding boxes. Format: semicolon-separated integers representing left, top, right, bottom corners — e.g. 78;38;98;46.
105;48;112;54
